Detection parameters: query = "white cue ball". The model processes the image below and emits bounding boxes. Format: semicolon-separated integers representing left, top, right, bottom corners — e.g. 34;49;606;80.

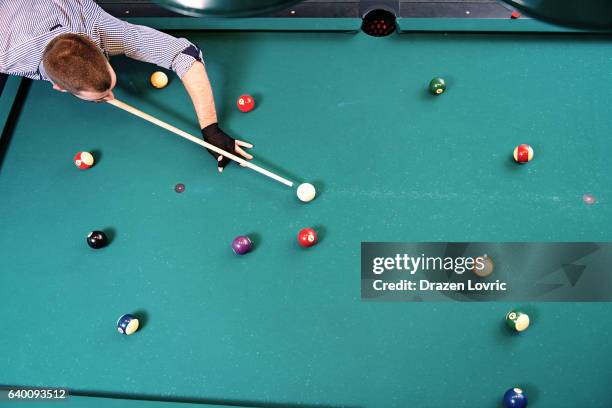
297;183;316;202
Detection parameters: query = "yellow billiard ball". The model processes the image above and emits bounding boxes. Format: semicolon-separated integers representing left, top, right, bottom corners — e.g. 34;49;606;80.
150;71;169;89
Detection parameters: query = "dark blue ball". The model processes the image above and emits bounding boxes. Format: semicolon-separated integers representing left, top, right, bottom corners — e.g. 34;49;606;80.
117;314;139;335
503;388;528;408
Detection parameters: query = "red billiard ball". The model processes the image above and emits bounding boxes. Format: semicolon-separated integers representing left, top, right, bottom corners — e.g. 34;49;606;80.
298;228;317;248
74;151;94;169
513;144;533;164
237;95;255;112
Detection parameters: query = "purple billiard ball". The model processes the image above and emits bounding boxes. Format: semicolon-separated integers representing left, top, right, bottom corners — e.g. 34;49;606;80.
232;235;252;255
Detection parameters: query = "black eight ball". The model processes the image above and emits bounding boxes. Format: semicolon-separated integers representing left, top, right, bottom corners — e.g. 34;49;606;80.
87;230;108;249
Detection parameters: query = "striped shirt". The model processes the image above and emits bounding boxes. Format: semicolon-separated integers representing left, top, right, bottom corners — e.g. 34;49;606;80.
0;0;202;82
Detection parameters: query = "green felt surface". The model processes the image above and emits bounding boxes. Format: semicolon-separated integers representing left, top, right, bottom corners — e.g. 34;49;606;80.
1;27;612;408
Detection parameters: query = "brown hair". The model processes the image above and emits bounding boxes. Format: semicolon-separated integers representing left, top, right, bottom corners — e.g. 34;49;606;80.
42;34;111;94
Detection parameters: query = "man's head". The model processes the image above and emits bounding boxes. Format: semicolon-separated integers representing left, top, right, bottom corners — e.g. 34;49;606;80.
43;33;116;102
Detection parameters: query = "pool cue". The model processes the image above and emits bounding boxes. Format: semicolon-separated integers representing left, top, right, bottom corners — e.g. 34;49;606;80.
106;98;294;188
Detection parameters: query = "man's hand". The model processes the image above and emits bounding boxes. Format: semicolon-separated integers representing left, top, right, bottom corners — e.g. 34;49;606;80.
182;62;253;172
201;123;253;172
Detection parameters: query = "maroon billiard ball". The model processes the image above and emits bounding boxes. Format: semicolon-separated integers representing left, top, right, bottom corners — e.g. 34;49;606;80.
298;228;317;248
232;235;252;255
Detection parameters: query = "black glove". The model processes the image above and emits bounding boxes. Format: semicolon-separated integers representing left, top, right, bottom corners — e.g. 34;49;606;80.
201;123;235;170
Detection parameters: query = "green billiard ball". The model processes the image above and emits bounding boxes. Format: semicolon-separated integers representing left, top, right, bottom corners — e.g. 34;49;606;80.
506;310;530;332
429;77;446;95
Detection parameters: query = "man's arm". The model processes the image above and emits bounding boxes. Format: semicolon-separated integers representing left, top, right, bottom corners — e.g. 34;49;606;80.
181;61;217;129
96;9;200;78
94;8;253;169
96;10;217;127
182;60;254;171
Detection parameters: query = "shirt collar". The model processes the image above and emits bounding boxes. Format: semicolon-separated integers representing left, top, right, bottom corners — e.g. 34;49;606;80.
38;61;51;82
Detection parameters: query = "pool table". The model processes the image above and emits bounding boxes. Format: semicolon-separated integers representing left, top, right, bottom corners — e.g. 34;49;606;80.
1;16;612;408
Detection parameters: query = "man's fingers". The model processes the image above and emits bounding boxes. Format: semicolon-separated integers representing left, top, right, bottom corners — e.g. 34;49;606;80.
236;139;253;149
235;146;253;160
214;146;251;171
216;155;224;172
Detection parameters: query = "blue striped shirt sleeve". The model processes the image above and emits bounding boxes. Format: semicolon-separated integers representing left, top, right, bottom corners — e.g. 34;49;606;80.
95;9;203;78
